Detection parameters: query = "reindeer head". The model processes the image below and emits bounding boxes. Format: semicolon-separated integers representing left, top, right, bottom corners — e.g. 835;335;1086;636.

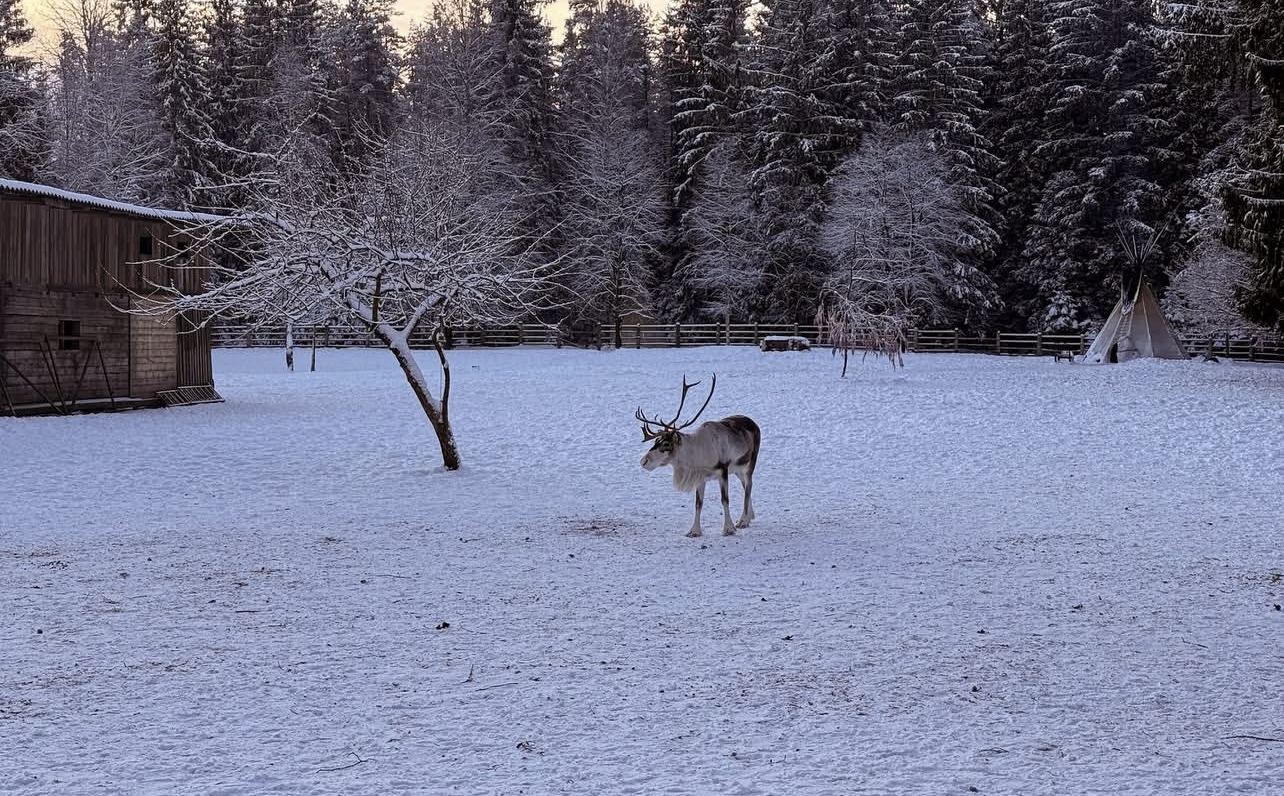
637;374;716;470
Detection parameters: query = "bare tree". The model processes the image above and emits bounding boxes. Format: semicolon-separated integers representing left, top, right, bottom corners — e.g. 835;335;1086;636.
562;124;666;347
1144;145;1270;337
1164;203;1267;336
43;0;168;201
818;132;995;376
132;124;562;471
1165;238;1260;335
553;0;663;346
684;141;763;324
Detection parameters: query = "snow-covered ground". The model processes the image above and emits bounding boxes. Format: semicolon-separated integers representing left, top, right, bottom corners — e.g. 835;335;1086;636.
3;346;1282;795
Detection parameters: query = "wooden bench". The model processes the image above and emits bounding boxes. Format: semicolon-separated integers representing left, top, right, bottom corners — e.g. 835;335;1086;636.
760;335;811;352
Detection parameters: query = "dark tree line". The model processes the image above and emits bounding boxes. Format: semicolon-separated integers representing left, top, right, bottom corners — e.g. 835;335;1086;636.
2;0;1282;334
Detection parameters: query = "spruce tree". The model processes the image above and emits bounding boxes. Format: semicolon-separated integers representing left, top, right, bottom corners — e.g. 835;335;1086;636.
888;0;999;325
329;0;399;175
485;0;562;266
1222;0;1284;329
488;0;559;181
237;0;283;168
0;0;41;179
827;0;895;132
740;0;865;321
198;0;253;209
662;0;748;207
656;0;749;319
152;0;210;206
280;0;338;168
1021;0;1182;330
982;0;1056;328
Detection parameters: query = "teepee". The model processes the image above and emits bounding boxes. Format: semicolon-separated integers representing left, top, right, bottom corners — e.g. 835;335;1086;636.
1082;277;1187;364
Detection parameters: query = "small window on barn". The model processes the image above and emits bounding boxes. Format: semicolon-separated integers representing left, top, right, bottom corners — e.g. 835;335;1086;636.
139;235;154;256
58;320;81;351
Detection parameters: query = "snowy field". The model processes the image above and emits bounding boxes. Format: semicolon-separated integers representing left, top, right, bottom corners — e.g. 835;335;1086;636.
2;345;1283;795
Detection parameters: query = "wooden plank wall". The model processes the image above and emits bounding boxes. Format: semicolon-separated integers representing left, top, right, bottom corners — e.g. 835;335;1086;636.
0;196;203;293
0;286;131;406
129;310;177;398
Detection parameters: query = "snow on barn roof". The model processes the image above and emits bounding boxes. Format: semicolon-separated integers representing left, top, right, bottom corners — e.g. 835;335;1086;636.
0;178;228;224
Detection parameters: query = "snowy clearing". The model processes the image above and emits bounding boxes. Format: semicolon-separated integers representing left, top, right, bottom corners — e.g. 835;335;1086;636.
2;346;1283;795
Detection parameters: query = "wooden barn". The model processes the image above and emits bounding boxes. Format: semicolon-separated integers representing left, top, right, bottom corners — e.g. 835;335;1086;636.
0;179;224;416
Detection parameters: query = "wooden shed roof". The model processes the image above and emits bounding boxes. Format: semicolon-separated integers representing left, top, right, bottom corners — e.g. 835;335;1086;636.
0;178;227;224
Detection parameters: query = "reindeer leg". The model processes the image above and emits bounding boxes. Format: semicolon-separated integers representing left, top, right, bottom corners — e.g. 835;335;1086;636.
719;467;735;536
735;470;754;529
687;484;705;537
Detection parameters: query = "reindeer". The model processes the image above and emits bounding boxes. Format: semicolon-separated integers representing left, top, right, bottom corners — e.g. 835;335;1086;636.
637;375;760;537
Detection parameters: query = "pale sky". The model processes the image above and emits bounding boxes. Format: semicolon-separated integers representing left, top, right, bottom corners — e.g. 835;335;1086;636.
21;0;670;54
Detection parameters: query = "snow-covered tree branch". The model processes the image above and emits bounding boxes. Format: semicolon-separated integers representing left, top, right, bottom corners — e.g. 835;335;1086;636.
818;131;995;376
557;0;666;346
131;124;565;470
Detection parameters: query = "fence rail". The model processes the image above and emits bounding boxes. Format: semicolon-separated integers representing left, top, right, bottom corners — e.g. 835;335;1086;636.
210;323;1284;364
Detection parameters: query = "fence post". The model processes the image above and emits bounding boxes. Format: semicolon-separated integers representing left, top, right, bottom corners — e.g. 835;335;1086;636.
793;323;800;339
516;325;524;346
636;323;642;349
995;331;1002;354
675;322;682;348
954;328;960;353
1036;332;1043;356
753;323;760;345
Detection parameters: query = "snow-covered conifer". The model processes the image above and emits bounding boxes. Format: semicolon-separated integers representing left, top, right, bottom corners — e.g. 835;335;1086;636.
1020;0;1183;330
151;0;210;206
328;0;399;174
0;0;42;179
888;0;999;304
982;0;1056;327
1220;0;1284;330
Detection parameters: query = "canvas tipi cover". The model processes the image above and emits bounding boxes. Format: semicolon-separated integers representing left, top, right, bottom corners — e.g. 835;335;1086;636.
1082;279;1187;364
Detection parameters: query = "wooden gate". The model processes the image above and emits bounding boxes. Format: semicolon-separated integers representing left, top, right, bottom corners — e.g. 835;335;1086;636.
176;311;214;387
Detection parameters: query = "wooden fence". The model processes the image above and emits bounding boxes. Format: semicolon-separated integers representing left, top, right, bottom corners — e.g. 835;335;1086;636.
210;322;1284;364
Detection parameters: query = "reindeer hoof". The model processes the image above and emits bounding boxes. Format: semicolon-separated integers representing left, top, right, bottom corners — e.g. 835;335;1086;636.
735;518;751;529
722;527;736;536
686;529;703;538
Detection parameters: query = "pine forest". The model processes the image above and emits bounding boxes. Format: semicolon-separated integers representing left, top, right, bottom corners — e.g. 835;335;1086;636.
2;0;1282;337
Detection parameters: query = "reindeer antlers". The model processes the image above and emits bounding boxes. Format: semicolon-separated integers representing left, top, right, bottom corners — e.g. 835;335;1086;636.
637;374;717;439
675;374;716;430
635;406;666;440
